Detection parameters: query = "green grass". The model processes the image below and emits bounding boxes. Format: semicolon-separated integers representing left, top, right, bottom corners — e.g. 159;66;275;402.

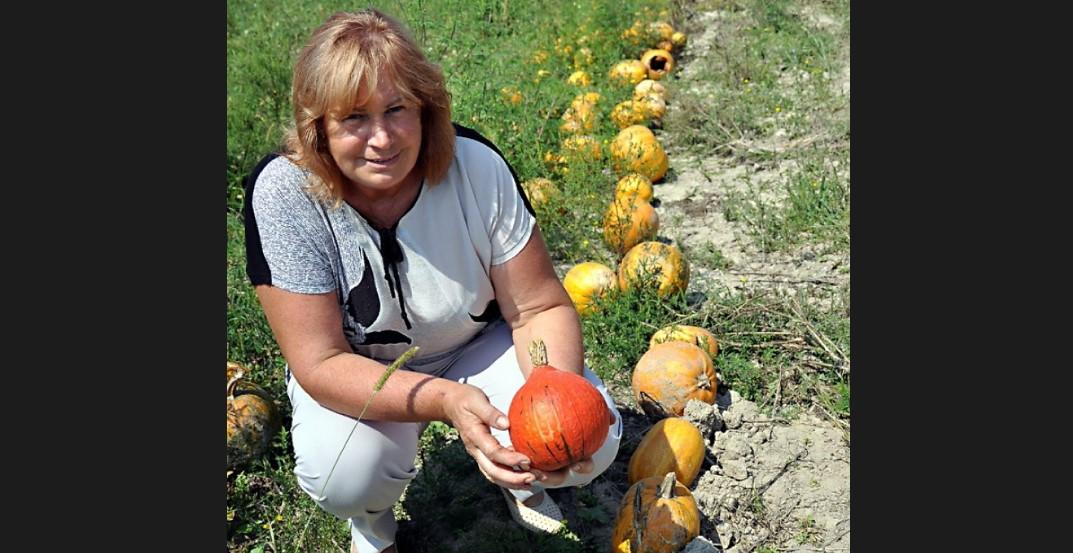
666;0;850;254
227;0;849;550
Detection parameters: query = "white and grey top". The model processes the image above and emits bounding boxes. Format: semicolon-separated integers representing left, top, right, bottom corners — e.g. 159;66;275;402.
244;124;536;375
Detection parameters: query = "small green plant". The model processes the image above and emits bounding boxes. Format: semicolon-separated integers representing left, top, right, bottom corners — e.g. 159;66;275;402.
320;346;418;498
795;513;821;545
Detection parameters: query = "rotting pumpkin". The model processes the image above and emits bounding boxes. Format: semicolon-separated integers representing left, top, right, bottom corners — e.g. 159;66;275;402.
507;339;612;471
640;48;675;80
226;362;282;470
611;472;701;553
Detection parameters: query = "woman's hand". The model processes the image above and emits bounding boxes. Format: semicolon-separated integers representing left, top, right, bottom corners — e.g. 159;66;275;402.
529;458;594;487
443;383;535;490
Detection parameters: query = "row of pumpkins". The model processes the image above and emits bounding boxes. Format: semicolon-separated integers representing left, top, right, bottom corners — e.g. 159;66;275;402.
525;16;715;553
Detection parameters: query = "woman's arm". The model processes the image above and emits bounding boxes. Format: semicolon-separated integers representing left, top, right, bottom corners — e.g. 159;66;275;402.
255;285;458;421
255;284;534;488
490;225;584;377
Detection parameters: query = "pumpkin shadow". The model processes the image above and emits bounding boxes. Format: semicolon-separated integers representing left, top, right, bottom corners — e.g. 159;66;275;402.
395;427;599;552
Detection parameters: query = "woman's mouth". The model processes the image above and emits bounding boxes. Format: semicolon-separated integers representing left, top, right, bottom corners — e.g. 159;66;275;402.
364;152;400;166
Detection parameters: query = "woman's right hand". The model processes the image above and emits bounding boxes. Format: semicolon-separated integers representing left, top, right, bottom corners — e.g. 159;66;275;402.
443;383;535;490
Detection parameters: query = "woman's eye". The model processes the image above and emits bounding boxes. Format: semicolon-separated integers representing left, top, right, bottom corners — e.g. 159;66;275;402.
344;113;367;121
387;105;404;114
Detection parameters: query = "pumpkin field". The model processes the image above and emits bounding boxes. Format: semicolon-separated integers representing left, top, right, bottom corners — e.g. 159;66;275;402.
227;0;850;551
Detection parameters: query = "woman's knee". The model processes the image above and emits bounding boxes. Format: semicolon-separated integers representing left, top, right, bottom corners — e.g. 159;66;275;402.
292;422;419;520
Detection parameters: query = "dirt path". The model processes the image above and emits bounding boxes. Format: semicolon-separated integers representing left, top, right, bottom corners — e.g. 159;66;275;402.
584;1;852;550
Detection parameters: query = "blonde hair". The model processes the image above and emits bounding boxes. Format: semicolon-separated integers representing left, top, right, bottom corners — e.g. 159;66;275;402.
283;9;454;205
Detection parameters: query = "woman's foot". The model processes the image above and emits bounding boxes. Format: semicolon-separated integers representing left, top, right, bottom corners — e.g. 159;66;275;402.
501;488;565;533
522;491;546;508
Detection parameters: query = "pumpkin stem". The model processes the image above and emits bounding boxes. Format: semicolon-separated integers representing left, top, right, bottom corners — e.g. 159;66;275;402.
227;368;245;401
528;338;548;367
630;481;645;553
659;472;678;499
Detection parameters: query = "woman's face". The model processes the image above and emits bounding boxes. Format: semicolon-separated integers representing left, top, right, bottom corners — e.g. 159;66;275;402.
324;77;423;197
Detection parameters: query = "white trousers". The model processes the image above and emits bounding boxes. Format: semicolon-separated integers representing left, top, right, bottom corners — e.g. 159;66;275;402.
286;322;623;553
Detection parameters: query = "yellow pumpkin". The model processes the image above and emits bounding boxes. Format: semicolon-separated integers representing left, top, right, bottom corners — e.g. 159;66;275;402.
610;100;650;129
567;70;592;86
640;49;675;80
657;40;675;52
610;125;668;182
633;94;667;120
572;91;602;110
621;21;645;46
634;79;667;100
226;362;283;470
560;100;597;134
561;135;603;162
615;173;654;204
609;59;649;87
563;262;617;315
499;86;523;105
649;325;719;360
671;31;688;49
573;47;594;69
646;21;675;42
627;417;706;487
632;341;717;417
521;177;561;210
603;197;660;256
611;473;701;553
617;241;689;297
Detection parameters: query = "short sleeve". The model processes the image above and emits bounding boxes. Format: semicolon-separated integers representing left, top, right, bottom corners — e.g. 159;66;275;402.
244;156;337;294
485;151;535;266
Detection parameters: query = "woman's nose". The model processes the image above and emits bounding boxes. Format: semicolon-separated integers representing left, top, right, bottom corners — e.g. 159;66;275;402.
367;119;393;149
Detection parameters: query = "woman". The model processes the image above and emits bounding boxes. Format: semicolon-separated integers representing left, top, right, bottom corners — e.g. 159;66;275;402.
241;9;622;553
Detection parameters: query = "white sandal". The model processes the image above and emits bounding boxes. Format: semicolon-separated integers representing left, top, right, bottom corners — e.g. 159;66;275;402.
500;488;566;533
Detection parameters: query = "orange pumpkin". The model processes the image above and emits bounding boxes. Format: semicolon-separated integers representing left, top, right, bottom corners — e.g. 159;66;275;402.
611;473;701;553
610;125;668;182
508;340;611;471
603;197;659;256
609;59;649;86
226;363;282;470
632;341;716;417
640;49;675;80
617;241;689;297
563;262;617;315
627;417;706;487
615;173;654;204
649;325;719;360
